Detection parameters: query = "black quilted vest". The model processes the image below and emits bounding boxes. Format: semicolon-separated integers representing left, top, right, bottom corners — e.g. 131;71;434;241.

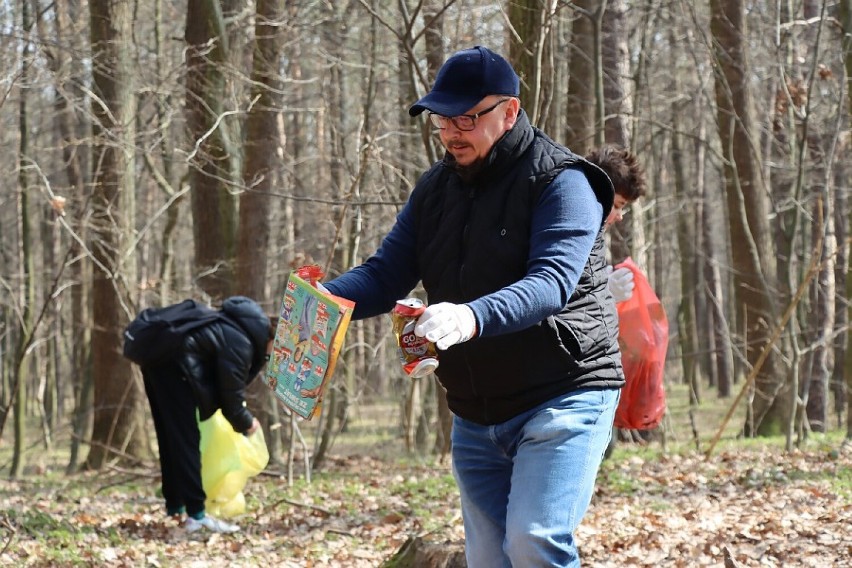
408;111;624;425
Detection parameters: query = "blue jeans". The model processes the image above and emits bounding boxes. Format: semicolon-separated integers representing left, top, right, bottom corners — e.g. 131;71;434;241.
451;388;619;567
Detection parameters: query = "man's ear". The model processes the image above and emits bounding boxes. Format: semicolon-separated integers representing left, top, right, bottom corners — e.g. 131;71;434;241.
505;97;520;128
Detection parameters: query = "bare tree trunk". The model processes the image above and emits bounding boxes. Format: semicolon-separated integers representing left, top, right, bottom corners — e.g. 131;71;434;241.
670;42;700;405
236;0;280;296
832;150;849;428
405;0;444;166
508;0;558;127
798;0;838;432
710;0;784;435
649;130;668;303
564;1;596;154
697;107;735;398
237;0;284;461
691;112;715;392
276;6;302;457
10;0;36;478
313;0;352;467
601;0;630;147
86;0;147;468
600;0;634;263
419;0;453;458
803;196;835;433
185;0;238;301
152;0;183;306
601;0;636;263
35;0;95;473
33;0;72;444
839;0;852;442
40;202;60;443
619;0;657;271
701;164;735;400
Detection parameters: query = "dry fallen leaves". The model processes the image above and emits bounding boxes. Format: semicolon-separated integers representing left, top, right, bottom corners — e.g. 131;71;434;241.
0;446;848;567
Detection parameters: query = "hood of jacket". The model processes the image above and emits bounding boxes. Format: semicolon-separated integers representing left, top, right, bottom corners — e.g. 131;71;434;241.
221;296;269;378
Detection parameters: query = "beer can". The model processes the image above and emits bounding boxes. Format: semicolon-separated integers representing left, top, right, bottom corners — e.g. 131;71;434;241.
391;299;439;378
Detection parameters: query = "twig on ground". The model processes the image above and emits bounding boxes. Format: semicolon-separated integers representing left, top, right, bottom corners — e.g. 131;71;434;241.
265;497;332;516
0;516;18;556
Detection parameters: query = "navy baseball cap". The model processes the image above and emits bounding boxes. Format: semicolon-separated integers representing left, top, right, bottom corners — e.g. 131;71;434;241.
409;46;520;117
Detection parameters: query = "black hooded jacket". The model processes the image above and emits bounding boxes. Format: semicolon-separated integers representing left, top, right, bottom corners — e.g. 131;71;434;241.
177;296;269;433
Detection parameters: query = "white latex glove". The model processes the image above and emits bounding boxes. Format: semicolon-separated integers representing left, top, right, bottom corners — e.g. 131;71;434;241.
315;281;330;294
607;266;635;302
414;302;476;351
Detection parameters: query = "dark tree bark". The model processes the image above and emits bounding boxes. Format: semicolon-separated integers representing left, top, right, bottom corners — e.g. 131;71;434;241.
86;0;147;468
237;0;284;461
236;0;281;297
839;0;852;442
185;0;238;301
564;0;597;154
10;0;36;478
710;0;784;435
671;63;700;405
36;0;95;474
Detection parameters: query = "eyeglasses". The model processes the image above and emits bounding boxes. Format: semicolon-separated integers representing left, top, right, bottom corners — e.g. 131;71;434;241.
429;98;511;131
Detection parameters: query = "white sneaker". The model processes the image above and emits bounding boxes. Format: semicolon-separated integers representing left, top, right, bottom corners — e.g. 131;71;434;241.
184;515;240;533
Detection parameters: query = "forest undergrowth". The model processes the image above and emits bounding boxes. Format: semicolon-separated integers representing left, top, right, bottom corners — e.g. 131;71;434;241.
1;384;849;566
1;431;850;567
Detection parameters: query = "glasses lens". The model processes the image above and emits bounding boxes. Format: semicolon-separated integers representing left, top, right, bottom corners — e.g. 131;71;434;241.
429;113;477;131
454;116;475;131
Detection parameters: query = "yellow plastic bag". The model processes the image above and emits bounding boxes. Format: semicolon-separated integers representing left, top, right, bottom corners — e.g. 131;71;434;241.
198;410;269;517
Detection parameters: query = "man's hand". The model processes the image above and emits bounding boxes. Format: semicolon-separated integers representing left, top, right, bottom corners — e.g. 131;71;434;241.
414;302;476;351
607;266;635;302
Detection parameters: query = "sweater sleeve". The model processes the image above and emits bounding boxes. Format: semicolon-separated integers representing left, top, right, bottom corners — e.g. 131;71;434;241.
324;200;421;319
467;167;603;338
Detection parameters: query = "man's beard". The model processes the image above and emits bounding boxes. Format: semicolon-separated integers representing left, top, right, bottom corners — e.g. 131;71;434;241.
446;153;487;183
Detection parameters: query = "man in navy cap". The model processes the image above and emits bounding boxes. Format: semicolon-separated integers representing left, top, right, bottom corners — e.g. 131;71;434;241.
324;46;622;566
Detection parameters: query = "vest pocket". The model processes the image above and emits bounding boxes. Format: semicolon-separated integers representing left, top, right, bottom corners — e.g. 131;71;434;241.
550;313;608;363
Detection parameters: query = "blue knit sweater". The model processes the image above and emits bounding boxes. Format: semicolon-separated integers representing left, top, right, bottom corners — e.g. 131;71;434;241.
324;167;602;337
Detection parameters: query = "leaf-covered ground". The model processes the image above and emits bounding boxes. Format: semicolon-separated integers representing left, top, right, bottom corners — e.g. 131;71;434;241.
1;443;850;567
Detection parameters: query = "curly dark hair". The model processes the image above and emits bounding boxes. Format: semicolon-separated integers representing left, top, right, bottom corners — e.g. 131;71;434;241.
585;144;647;203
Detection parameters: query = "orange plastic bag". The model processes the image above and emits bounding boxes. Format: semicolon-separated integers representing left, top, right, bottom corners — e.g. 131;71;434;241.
613;258;668;430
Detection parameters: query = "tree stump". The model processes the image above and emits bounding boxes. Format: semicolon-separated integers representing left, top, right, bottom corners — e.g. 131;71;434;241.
381;536;467;568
